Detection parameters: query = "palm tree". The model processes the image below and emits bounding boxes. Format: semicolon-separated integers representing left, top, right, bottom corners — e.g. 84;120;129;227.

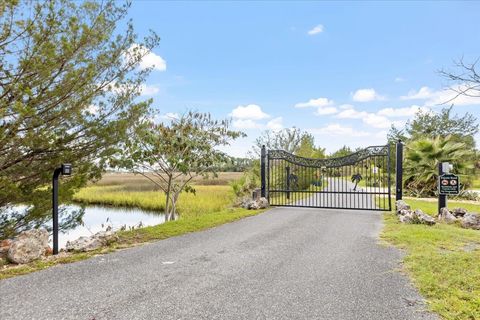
404;135;474;197
351;173;363;191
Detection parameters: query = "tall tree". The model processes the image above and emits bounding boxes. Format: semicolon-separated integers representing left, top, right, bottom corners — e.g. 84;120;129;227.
389;107;478;146
0;0;159;239
295;134;326;159
330;146;353;158
116;111;245;221
252;127;311;156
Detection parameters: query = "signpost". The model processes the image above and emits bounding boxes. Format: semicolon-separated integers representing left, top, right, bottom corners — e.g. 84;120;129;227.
437;162;459;214
438;174;459;195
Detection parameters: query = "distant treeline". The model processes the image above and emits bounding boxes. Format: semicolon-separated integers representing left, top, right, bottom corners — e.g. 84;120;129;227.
214;157;254;172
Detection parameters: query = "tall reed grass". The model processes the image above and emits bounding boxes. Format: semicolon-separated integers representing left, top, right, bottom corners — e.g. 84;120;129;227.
73;185;235;218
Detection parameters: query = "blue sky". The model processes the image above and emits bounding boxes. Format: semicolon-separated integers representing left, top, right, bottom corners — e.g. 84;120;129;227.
127;1;480;157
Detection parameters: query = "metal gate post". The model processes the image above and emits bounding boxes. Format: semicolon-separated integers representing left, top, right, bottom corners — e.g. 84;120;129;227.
286;166;290;200
260;145;266;197
395;140;403;201
387;144;392;211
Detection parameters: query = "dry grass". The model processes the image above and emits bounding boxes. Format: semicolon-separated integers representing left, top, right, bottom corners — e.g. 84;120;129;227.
92;172;242;191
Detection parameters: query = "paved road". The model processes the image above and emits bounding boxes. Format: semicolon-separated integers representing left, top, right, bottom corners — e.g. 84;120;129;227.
0;207;437;320
293;178;389;210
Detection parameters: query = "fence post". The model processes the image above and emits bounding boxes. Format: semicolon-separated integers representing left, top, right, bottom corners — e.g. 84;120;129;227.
395;140;403;201
260;145;266;197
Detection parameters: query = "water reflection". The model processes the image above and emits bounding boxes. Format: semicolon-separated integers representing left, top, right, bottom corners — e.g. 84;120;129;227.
55;205;166;249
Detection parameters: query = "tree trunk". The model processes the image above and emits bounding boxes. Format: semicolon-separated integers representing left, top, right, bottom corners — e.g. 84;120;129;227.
169;192;179;221
165;175;172;220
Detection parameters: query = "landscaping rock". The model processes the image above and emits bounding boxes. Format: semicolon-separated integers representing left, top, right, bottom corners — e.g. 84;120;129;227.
399;211;414;223
65;230;118;252
438;207;457;224
7;229;49;264
66;236;103;252
451;207;468;218
249;201;260;210
395;200;410;213
0;239;12;259
257;197;269;209
398;209;412;216
413;209;436;225
241;197;268;210
461;213;480;230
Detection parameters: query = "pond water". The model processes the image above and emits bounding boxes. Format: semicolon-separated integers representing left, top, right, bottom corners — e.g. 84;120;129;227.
55;205;167;249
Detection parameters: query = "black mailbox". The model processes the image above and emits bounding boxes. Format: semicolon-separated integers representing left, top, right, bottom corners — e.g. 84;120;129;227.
61;163;72;175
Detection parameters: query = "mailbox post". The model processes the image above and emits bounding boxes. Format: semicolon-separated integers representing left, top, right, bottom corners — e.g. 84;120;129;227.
52;164;72;255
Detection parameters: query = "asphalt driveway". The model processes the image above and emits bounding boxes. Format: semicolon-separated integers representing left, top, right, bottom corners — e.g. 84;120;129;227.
0;207;437;320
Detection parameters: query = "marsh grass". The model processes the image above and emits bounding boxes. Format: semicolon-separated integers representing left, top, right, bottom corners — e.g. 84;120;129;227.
382;198;480;319
74;185;235;218
94;172;242;191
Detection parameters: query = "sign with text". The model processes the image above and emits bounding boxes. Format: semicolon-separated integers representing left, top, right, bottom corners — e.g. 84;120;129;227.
438;174;459;195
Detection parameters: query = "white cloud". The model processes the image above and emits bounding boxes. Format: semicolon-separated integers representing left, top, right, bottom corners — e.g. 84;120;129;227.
295;97;338;116
86;104;99;115
375;130;389;139
106;81;160;96
266;117;284;130
315;106;338;115
307;24;324;35
400;86;433;100
126;44;166;72
336;107;391;129
361;113;392;129
400;84;480;106
295;97;334;108
394;77;406;82
159;112;179;120
339;104;354;110
337;108;367;119
310;124;370;137
352;88;385;102
140;84;160;95
229;104;270;120
232;119;262;129
377;105;429;117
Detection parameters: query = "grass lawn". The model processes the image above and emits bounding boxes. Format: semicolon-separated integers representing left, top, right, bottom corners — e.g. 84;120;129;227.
382;198;480;319
404;198;480;216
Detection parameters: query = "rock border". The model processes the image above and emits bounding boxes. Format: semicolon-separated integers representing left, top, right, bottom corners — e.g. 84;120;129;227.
395;200;480;230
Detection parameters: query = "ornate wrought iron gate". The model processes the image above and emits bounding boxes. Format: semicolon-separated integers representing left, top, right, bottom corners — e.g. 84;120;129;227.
261;145;392;211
